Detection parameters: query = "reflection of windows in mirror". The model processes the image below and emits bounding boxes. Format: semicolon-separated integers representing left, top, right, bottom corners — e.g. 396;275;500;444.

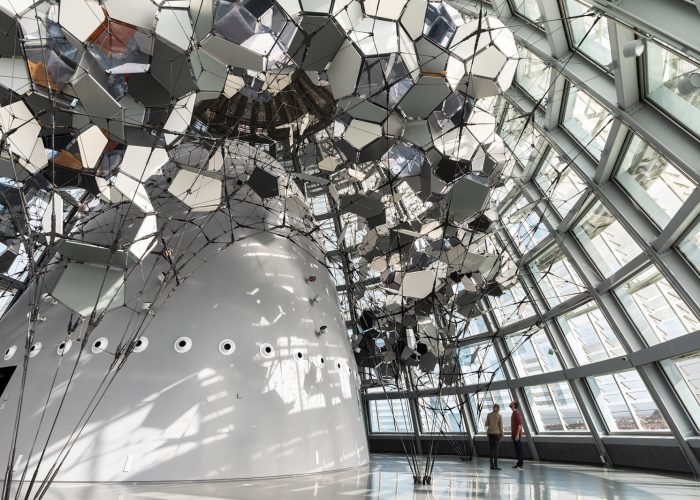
515;46;551;102
0;289;15;317
558;301;625;365
615;265;700;346
534;148;587;218
563;0;612;67
357;56;413;108
528;245;586;306
616;134;695;228
310;194;330;216
562;84;613;159
645;40;700;137
660;352;700;429
572;200;642;277
587;370;669;432
319;218;338;252
424;1;463;47
525;382;588;432
678;220;700;273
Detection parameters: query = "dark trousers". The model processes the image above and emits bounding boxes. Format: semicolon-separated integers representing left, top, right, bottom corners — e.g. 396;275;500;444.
513;437;524;467
487;434;500;467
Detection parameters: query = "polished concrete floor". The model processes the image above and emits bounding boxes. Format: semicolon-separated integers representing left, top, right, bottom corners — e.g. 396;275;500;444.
5;454;699;499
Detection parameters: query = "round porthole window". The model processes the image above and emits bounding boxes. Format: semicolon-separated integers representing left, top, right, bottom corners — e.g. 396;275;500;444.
314;355;325;369
29;342;42;358
57;339;73;356
4;345;17;361
91;337;108;354
219;339;235;355
296;351;304;360
336;360;342;370
132;337;149;353
174;337;192;353
259;343;274;359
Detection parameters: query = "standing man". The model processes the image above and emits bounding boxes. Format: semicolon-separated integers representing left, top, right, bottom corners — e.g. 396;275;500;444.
485;404;504;470
510;401;524;470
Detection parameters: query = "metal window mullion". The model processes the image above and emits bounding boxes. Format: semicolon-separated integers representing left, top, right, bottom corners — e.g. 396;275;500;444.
653;188;700;253
592;118;630;185
543;72;567;131
556;188;592;233
607;21;641;110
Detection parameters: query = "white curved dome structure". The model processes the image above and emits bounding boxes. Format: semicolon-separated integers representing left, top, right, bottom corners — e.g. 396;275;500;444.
0;144;368;482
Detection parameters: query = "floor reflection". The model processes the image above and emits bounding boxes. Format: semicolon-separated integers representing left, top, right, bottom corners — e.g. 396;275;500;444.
5;454;699;499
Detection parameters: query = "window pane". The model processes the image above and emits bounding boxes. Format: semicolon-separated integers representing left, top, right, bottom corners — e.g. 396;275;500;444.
588;370;669;432
500;106;542;165
558;301;625;365
564;0;612;66
616;134;695;228
661;351;700;429
448;314;490;341
534;148;587;218
562;84;613;159
645;40;700;137
470;389;513;433
529;245;586;306
504;197;550;254
516;46;550;102
510;0;541;24
615;265;700;346
466;315;490;337
489;280;537;326
418;396;465;433
573;200;643;277
678;220;700;273
460;341;505;385
506;329;562;376
369;399;413;433
525;382;588;432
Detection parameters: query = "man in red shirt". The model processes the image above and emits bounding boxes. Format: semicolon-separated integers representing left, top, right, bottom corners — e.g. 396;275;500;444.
510;401;524;470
